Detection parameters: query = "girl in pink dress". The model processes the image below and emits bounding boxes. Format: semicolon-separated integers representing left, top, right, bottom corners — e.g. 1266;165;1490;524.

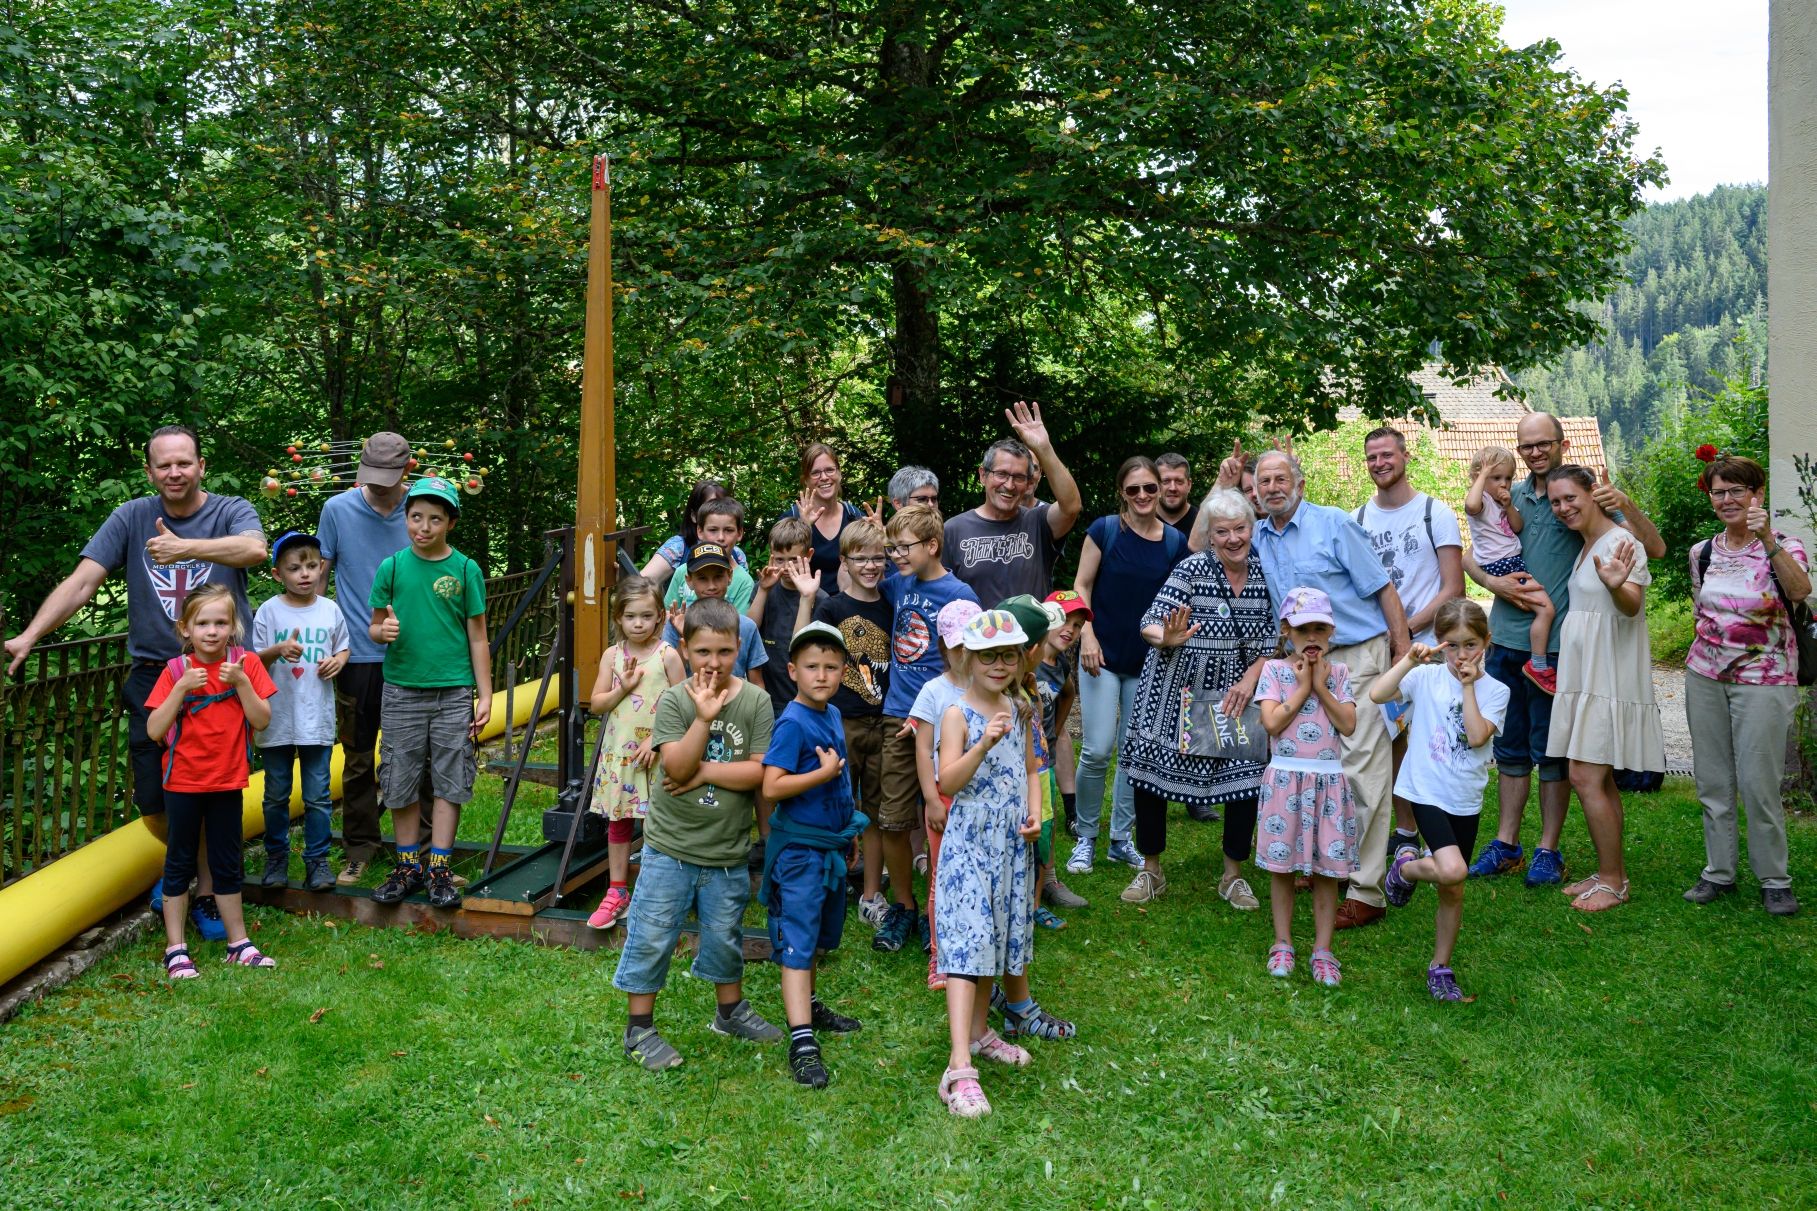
1254;587;1358;988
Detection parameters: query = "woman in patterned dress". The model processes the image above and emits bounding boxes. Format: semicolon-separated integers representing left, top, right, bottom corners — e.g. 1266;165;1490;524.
1118;489;1276;909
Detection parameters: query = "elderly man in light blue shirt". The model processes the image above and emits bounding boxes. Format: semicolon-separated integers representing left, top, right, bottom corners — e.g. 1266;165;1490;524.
1252;449;1410;928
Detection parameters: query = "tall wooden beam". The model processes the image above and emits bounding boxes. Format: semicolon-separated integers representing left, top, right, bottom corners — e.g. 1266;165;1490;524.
574;155;617;679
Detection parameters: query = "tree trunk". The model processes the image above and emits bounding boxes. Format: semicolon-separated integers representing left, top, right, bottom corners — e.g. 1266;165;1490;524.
878;13;943;464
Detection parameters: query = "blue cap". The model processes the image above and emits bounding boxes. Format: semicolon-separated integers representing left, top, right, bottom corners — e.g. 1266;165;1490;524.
270;530;319;566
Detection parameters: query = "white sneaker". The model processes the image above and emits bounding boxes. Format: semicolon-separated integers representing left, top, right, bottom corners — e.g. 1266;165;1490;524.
1065;837;1094;876
858;892;890;928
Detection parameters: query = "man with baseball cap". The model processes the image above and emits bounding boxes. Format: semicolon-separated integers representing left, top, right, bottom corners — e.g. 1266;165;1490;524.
316;431;411;883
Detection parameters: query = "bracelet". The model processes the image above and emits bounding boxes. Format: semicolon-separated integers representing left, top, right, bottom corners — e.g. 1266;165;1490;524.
1765;543;1782;559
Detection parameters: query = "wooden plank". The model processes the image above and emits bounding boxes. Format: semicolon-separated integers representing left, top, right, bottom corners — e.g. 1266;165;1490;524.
462;839;613;915
573;154;617;681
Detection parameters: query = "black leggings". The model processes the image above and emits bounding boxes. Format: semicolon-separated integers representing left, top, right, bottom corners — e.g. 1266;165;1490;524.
1133;789;1258;862
162;789;246;898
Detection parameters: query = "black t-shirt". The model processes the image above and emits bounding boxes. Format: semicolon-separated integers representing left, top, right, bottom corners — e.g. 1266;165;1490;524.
1163;507;1199;545
814;592;893;718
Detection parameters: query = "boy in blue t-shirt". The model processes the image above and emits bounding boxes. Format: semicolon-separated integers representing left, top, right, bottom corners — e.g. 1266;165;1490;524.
761;621;867;1088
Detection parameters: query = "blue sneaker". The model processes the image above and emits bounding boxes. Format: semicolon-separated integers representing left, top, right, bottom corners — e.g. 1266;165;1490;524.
1524;847;1565;887
1467;838;1524;879
871;903;912;953
190;895;228;941
1105;839;1143;869
150;881;164;912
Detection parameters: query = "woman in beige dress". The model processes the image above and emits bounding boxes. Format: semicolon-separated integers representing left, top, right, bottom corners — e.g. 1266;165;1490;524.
1544;464;1665;912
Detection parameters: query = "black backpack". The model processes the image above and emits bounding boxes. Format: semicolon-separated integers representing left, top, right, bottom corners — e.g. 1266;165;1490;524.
1695;536;1817;688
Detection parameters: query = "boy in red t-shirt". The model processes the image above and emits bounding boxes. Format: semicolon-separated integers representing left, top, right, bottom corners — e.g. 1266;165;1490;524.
146;585;279;978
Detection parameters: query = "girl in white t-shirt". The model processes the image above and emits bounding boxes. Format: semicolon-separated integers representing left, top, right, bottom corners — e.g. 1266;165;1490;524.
1369;599;1510;1002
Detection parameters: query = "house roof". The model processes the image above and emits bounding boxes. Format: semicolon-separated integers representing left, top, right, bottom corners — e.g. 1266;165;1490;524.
1423;417;1609;477
1338;364;1528;424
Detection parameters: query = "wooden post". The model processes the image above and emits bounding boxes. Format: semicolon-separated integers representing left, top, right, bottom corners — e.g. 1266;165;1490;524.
574;155;617;681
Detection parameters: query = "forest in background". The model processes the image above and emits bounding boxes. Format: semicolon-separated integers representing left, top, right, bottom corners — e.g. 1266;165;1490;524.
0;0;1664;632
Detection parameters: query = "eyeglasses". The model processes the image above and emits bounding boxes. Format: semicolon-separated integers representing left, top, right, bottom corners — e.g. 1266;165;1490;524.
1516;439;1559;455
1708;487;1750;502
908;493;940;507
986;470;1031;487
808;468;840;481
1123;483;1160;498
883;540;928;557
973;649;1020;666
848;555;889;567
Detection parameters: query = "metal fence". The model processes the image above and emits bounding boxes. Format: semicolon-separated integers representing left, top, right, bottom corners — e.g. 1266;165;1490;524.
0;571;559;885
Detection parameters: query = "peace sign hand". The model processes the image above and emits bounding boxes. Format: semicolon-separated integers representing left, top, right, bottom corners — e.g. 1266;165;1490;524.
1593;538;1638;590
1216;438;1246;489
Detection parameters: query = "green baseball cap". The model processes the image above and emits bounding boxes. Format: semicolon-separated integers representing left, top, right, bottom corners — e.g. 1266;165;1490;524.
406;475;461;514
996;594;1051;648
789;620;849;658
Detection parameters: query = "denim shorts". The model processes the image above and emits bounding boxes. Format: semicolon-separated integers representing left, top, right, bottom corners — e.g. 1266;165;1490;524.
1486;644;1565;782
766;845;846;971
612;848;750;993
379;685;478;807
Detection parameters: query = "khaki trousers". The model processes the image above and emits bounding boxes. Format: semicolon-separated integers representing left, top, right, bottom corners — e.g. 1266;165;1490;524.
1332;634;1394;907
1686;672;1797;889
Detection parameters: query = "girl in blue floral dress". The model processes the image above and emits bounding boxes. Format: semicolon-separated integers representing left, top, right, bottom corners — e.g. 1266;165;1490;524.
1254;587;1358;989
932;609;1040;1118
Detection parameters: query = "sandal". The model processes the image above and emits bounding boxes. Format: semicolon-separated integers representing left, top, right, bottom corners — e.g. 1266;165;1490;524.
1570;877;1630;913
624;1025;684;1071
163;946;198;981
1001;1002;1077;1041
1266;942;1296;978
1032;905;1067;930
223;940;277;968
969;1028;1032;1067
1560;873;1600;898
938;1066;991;1118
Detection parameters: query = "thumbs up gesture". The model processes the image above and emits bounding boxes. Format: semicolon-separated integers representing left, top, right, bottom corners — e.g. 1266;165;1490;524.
1590;465;1632;516
145;517;189;565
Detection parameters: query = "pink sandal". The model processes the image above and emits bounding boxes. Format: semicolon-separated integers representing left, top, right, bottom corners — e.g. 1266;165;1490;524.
163;946;198;981
970;1028;1032;1067
939;1066;991;1117
224;940;277;968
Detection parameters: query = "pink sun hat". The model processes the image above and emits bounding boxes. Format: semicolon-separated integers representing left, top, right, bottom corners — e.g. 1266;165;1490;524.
937;599;983;646
1278;586;1336;628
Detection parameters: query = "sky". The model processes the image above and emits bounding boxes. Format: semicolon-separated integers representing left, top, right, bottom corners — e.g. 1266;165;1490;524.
1496;0;1768;201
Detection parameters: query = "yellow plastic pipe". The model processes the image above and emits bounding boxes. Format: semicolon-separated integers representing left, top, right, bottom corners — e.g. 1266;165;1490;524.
0;680;559;988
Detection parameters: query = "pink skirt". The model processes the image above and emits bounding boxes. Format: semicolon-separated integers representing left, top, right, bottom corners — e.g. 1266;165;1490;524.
1254;764;1358;878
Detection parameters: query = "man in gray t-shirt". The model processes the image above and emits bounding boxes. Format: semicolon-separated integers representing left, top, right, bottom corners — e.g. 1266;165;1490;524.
5;425;267;827
942;401;1082;605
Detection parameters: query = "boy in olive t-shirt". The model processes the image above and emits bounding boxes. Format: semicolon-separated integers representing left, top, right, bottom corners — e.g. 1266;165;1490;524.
366;477;492;910
614;598;781;1072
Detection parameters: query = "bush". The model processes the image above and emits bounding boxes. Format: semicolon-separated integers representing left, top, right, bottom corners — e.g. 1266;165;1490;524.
1645;595;1697;665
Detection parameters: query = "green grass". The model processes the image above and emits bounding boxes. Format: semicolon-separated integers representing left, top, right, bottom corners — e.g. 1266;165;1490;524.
1647;594;1697;664
2;776;1814;1209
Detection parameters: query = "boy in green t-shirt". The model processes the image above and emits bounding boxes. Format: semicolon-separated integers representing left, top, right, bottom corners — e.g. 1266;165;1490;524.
614;597;781;1072
366;477;493;909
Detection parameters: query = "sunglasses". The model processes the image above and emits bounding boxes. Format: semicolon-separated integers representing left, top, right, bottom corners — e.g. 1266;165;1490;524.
1123;483;1160;498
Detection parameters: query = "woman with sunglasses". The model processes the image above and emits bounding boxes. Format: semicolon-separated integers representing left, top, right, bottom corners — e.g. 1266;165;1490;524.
1065;456;1191;876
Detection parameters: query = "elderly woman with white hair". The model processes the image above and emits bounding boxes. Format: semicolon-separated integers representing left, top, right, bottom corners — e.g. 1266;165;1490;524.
1115;488;1277;909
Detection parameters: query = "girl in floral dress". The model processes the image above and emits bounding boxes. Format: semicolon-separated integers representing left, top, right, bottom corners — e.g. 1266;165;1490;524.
933;609;1041;1118
586;577;685;930
1254;587;1358;988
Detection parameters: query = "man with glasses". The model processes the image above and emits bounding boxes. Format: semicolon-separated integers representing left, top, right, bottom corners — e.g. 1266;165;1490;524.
943;400;1083;604
1463;412;1665;886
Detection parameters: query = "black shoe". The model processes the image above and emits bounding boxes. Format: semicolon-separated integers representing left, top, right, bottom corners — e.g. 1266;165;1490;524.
1387;829;1420;859
811;999;862;1034
871;904;911;953
1762;887;1800;916
1186;802;1217;824
1682;877;1736;905
789;1044;830;1089
426;866;461;909
371;864;425;904
914;908;931;954
304;859;335;893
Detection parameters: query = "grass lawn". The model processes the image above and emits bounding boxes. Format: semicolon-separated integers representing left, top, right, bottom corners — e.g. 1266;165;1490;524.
1;774;1813;1209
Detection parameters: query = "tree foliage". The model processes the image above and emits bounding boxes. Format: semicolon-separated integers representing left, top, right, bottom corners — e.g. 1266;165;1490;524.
0;0;1661;627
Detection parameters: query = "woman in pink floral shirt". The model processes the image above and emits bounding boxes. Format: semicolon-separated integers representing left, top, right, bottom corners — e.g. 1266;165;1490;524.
1684;456;1811;917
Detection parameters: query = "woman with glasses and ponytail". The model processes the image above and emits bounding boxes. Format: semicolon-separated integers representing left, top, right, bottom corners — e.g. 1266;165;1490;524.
1064;456;1191;876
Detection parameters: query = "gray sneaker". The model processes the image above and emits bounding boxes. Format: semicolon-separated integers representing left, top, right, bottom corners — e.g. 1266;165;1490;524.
1682;877;1736;905
1762;887;1800;916
261;853;290;888
304;859;335;892
625;1025;684;1071
1105;838;1143;869
1043;876;1089;909
709;1001;784;1043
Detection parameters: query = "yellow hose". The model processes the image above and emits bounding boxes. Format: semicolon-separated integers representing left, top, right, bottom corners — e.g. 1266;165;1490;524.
0;680;558;987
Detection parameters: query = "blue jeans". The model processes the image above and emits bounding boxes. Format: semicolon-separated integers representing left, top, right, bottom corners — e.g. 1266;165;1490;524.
612;848;750;993
261;744;334;862
1074;667;1139;843
1486;644;1565;783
